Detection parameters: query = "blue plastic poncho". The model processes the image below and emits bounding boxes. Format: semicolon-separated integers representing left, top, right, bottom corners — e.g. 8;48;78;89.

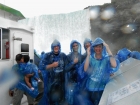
12;64;24;81
51;39;61;53
65;40;84;105
70;40;82;54
38;40;67;105
15;79;39;98
116;48;131;63
130;51;140;60
18;62;39;98
40;51;45;59
19;62;40;80
65;40;83;73
79;37;120;91
39;40;66;71
11;63;40;98
77;38;105;83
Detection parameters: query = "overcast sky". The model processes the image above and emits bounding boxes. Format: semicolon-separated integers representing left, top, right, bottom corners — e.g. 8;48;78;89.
0;0;111;18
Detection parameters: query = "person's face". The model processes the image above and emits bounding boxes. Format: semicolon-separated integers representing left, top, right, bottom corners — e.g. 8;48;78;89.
85;42;91;49
16;57;24;64
94;44;103;55
72;43;78;52
53;46;60;54
21;57;24;63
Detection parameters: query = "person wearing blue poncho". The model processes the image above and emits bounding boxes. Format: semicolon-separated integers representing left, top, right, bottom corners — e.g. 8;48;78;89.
79;38;92;90
9;54;34;105
39;39;67;105
19;55;41;91
116;48;140;62
83;37;120;105
116;48;131;63
74;39;92;105
82;38;92;60
65;40;83;105
130;51;140;60
40;51;45;59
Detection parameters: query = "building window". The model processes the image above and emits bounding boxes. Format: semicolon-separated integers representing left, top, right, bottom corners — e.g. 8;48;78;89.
0;28;10;60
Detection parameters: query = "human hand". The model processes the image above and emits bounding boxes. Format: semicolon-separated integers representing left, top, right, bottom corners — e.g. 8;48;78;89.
103;42;109;48
110;73;114;76
52;62;59;68
73;57;78;64
87;47;91;55
38;70;41;73
9;90;14;97
103;42;113;56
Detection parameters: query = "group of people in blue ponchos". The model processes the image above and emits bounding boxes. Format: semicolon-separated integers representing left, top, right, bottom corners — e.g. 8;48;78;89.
11;36;140;105
37;37;120;105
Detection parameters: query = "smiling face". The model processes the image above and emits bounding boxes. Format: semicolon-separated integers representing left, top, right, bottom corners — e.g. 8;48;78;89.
93;44;103;55
53;46;60;54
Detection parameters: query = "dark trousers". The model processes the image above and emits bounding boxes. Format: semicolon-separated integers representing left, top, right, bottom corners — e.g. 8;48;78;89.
49;82;65;105
87;90;103;105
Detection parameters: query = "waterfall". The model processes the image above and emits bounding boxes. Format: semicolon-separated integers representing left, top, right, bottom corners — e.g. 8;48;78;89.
18;9;91;55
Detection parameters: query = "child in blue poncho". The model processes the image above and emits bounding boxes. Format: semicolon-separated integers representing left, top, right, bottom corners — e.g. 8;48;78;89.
19;55;41;91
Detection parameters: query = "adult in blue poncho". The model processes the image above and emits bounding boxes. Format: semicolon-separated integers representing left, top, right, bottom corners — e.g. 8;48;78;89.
78;38;92;91
65;40;83;105
83;37;120;105
72;38;92;105
9;54;35;105
39;39;67;105
82;38;92;60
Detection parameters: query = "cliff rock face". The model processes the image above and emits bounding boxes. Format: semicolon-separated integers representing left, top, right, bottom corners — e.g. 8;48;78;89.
90;0;140;54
